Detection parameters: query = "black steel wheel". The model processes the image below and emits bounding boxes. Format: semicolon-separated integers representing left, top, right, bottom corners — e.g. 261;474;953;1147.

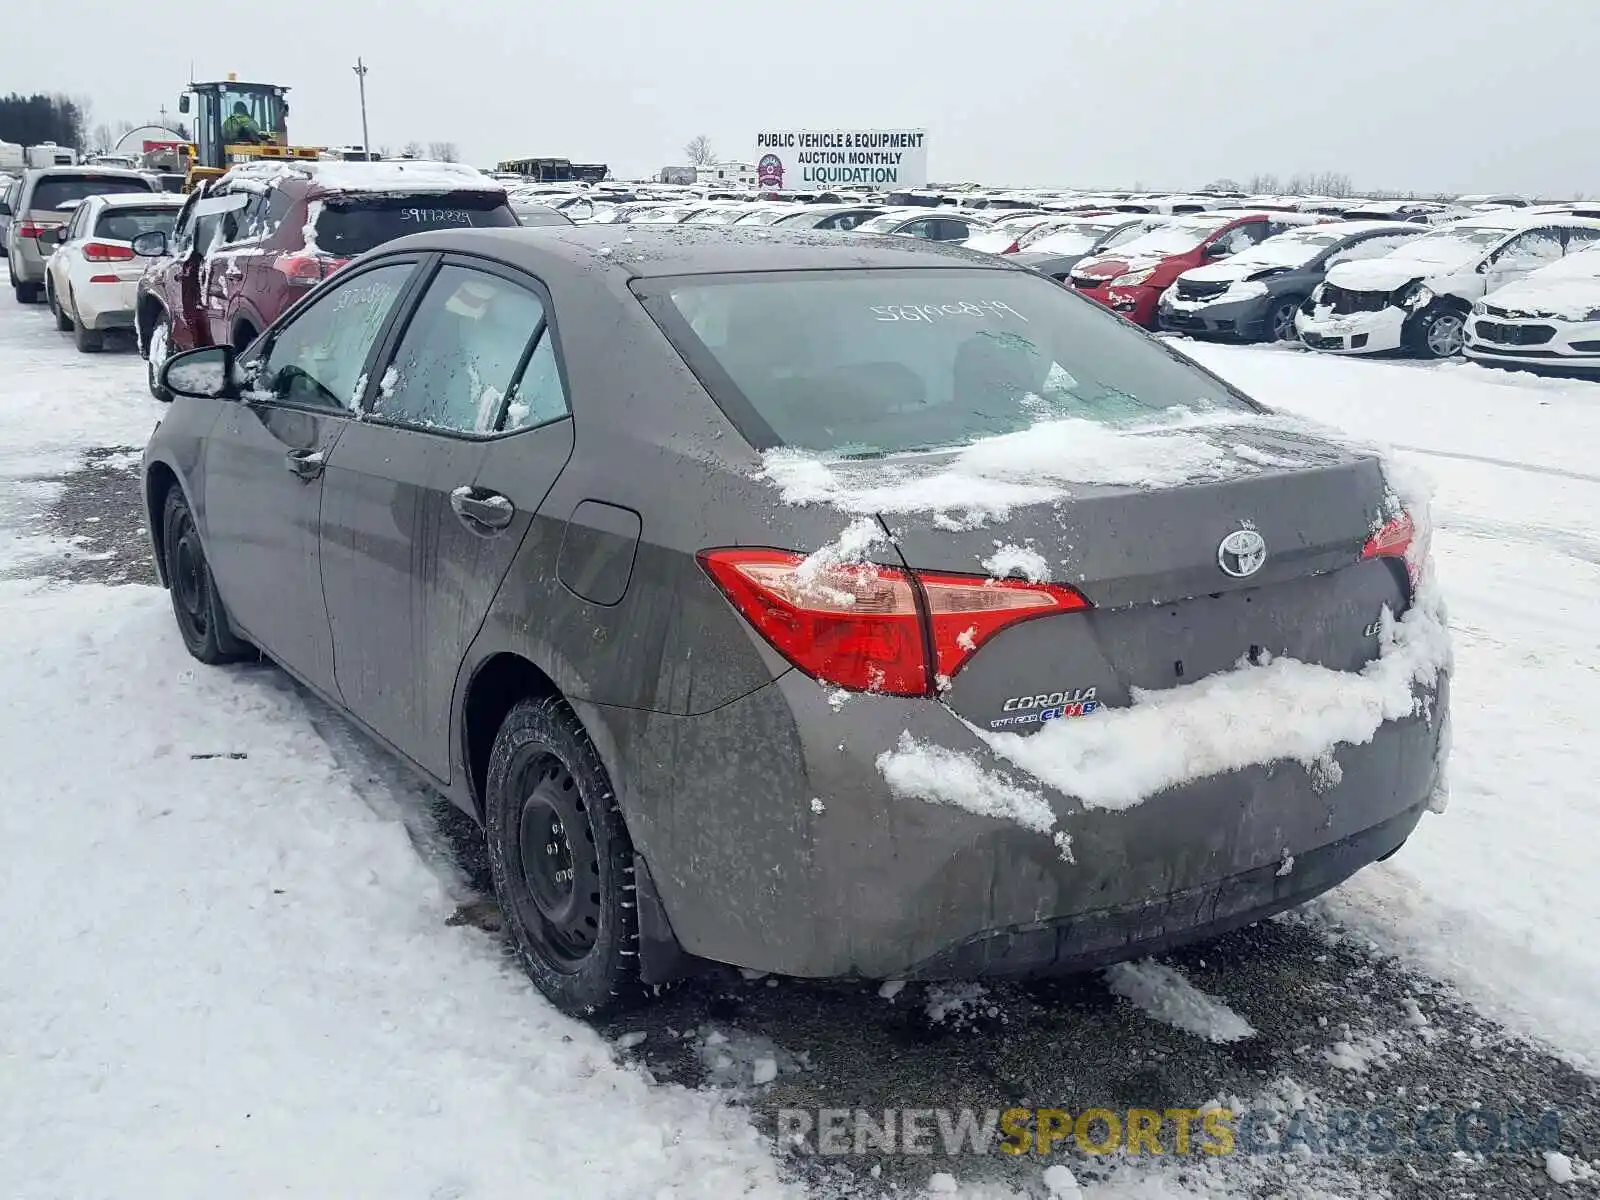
485;695;640;1016
160;487;252;665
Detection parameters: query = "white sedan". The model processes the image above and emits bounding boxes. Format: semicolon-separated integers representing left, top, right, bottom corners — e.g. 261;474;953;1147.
1465;245;1600;376
42;192;184;352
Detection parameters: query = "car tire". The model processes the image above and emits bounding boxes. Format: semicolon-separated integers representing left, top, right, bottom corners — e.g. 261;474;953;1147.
13;276;40;304
485;695;641;1017
1266;296;1303;343
146;312;174;402
1409;305;1467;359
48;281;72;331
72;308;103;353
160;486;253;665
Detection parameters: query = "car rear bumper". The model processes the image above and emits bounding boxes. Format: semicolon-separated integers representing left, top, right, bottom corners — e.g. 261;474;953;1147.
10;242;45;282
1296;306;1406;354
76;279;139;328
607;665;1449;980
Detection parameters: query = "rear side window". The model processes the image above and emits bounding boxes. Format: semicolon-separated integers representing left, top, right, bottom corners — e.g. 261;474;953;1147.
373;265;545;434
31;176;155;213
313;191;516;256
95;207;180;243
640;268;1253;454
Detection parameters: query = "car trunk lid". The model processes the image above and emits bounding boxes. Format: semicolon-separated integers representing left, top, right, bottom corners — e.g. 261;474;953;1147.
870;424;1408;729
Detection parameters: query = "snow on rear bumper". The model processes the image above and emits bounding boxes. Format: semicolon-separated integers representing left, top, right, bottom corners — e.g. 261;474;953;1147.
611;662;1449;980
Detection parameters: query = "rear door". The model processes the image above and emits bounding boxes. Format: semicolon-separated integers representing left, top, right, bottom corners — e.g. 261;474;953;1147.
200;257;418;694
318;256;573;779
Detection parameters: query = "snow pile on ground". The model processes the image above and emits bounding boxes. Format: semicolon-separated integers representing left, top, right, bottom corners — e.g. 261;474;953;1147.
696;1026;808;1090
760;411;1279;528
1102;961;1256;1043
1182;341;1600;1075
0;582;795;1199
923;982;998;1028
1320;1030;1399;1074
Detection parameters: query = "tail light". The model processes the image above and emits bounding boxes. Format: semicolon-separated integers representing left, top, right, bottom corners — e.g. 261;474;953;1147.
697;548;1091;696
1000;240;1021;254
272;252;350;285
1362;512;1420;585
83;242;135;262
17;222;57;239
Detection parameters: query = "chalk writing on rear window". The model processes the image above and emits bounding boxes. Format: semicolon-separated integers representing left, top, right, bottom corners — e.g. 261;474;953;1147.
400;208;474;225
869;301;1028;323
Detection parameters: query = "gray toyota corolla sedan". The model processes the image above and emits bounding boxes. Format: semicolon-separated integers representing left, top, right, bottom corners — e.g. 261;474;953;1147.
143;225;1449;1015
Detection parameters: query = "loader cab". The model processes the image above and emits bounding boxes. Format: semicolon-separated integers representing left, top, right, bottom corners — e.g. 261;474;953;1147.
181;80;289;174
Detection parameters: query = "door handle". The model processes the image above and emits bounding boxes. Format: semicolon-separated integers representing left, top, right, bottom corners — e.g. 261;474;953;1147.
285;448;326;480
450;486;514;533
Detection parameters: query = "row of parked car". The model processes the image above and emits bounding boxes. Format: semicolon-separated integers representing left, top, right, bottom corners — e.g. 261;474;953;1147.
7;161;1600;379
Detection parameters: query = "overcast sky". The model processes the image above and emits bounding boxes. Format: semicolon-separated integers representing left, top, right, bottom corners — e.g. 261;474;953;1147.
23;0;1598;197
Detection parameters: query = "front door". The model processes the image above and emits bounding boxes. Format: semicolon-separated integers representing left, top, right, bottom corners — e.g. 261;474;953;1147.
1482;226;1564;293
319;258;573;779
200;258;418;692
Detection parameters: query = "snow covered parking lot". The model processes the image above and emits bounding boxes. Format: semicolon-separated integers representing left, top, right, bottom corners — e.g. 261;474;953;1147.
1;301;1597;1198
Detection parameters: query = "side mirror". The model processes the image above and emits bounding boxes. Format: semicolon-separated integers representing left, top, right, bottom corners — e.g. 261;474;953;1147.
178;93;191;114
37;227;66;248
131;230;170;258
161;345;238;401
1205;242;1232;257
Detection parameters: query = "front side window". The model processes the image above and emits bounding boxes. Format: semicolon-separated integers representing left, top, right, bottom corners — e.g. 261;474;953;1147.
251;262;414;409
642;268;1255;455
372;265;544;434
64;203;91;241
1491;228;1564;268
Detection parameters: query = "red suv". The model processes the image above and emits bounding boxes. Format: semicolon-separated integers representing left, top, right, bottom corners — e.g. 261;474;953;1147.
1067;211;1326;328
134;162;515;395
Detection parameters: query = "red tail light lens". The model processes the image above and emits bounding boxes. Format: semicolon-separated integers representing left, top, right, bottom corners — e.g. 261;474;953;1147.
272;253;349;285
920;574;1090;680
698;549;926;694
1000;240;1021;254
697;549;1092;696
83;242;135;262
1362;512;1418;584
17;222;56;239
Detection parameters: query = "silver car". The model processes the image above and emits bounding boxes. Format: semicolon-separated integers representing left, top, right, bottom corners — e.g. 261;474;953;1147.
4;166;157;302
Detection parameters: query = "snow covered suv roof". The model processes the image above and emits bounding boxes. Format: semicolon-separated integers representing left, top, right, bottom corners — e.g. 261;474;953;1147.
216;159;501;197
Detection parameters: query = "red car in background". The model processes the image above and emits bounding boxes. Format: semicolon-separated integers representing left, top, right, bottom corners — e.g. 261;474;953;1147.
132;161;516;397
1068;210;1327;328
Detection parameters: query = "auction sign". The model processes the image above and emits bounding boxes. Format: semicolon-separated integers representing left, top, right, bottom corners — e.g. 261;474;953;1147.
755;129;928;190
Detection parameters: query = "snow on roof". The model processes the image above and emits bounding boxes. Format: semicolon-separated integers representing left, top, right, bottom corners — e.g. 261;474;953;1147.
98;191;185;208
218;159;501;196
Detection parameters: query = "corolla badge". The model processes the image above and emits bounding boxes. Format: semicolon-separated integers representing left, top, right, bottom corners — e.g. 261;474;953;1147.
1217;528;1268;578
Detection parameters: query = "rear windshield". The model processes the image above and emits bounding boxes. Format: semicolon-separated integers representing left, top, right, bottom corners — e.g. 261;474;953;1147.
312;191;515;256
96;206;180;242
640;269;1254;454
32;175;155;213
